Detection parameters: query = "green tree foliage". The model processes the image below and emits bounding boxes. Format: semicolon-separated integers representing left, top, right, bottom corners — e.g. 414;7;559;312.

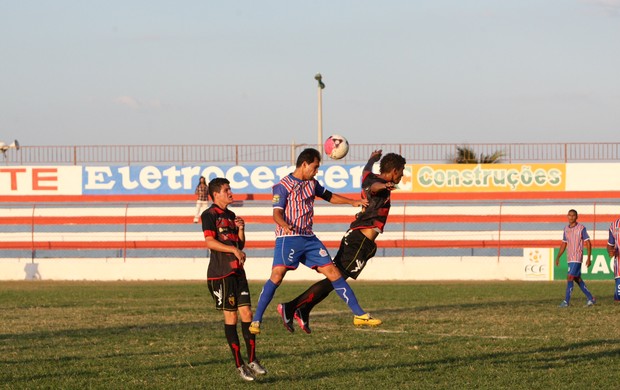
453;146;504;164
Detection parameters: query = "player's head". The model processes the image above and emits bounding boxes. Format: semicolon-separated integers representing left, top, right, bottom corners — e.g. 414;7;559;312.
295;148;321;180
208;177;233;203
567;209;578;224
296;148;321;167
380;153;407;184
198;176;206;185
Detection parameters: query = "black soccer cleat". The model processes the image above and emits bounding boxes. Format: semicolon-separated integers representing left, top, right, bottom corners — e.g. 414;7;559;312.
294;308;312;334
277;303;294;333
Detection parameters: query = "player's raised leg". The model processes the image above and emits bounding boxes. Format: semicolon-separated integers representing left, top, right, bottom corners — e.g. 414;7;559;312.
280;278;333;334
250;267;287;334
319;263;382;327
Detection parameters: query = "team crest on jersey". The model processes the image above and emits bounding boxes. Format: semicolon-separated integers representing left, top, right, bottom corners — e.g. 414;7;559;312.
319;248;328;257
228;296;236;306
272;194;280;204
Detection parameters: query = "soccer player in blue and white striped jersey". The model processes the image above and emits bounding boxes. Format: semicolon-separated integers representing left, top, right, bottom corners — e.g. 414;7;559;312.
554;209;595;307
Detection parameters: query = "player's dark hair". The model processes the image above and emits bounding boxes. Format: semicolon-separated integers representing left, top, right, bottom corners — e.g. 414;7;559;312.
208;177;230;200
380;153;406;173
198;176;206;184
569;209;578;217
296;148;321;167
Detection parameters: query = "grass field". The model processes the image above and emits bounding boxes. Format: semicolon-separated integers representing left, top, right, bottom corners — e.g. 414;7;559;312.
1;280;619;389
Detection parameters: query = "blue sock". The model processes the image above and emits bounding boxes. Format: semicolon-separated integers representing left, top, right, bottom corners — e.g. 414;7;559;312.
564;280;574;303
252;279;278;322
615;278;620;301
578;280;593;301
331;277;365;316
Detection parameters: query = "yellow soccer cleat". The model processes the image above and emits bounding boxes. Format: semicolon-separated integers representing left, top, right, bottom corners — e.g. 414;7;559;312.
353;313;382;327
249;321;261;335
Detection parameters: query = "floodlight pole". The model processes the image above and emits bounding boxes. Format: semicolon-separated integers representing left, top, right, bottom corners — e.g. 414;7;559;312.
315;73;325;155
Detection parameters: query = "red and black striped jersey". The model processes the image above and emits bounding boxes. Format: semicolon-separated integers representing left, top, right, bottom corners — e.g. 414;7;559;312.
201;204;244;280
349;162;391;233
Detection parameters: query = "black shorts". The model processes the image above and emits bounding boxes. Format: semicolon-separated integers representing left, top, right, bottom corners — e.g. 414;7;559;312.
333;229;378;280
207;271;252;311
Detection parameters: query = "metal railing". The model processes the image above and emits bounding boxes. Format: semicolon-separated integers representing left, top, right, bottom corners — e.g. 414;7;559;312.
2;143;620;166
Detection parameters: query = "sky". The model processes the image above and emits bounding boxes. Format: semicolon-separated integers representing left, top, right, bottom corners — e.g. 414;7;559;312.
1;0;619;147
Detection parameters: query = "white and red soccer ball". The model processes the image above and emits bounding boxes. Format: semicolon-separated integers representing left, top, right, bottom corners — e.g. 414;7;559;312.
324;134;349;160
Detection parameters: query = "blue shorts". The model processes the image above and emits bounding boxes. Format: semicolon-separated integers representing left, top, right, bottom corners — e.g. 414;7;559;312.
567;262;583;278
273;235;332;270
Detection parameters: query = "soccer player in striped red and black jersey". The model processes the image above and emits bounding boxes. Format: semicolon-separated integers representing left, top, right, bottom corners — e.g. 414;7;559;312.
278;150;407;333
201;177;266;381
249;148;383;335
606;217;620;301
554;209;596;307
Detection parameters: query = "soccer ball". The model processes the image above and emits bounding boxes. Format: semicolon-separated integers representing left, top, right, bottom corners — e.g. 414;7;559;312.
324;135;349;160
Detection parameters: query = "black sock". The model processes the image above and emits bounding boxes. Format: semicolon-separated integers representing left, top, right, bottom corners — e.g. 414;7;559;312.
224;324;244;368
287;278;335;314
240;321;256;363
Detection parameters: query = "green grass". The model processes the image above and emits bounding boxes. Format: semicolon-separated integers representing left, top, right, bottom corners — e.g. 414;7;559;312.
1;280;619;389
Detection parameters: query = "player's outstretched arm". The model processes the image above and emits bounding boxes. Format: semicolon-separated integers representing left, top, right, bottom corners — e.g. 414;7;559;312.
329;193;368;208
363;150;382;172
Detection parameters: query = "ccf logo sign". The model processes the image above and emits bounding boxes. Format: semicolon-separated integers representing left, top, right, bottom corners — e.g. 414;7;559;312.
523;248;553;281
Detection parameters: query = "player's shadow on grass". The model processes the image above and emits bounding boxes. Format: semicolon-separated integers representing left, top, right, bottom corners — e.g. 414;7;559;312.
0;320;217;341
409;338;620;373
1;321;226;383
263;338;620;383
381;295;616;314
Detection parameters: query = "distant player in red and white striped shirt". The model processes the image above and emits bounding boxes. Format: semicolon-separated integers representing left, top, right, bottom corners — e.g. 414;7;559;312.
605;217;620;301
554;209;595;307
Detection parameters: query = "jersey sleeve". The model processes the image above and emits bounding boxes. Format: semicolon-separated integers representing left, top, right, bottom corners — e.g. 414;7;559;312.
561;230;567;242
201;210;217;238
314;180;333;202
272;183;288;209
581;226;591;241
363;172;388;197
609;227;616;247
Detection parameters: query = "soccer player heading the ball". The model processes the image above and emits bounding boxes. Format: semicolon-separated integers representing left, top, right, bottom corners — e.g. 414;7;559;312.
277;150;406;333
249;148;381;335
555;209;596;308
201;178;266;381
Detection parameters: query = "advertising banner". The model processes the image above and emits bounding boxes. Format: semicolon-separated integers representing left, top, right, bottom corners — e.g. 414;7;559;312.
553;248;616;281
0;166;82;195
82;164;374;195
0;162;580;196
523;248;553;281
412;163;566;193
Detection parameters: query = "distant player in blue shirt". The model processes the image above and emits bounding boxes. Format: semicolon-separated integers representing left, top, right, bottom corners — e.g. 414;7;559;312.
606;217;620;302
249;148;382;335
555;209;595;307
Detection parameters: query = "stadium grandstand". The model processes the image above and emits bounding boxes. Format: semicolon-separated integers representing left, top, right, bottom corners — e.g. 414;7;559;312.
2;142;620;281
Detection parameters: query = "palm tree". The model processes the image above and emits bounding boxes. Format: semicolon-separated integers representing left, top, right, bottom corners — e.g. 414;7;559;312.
452;146;504;164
